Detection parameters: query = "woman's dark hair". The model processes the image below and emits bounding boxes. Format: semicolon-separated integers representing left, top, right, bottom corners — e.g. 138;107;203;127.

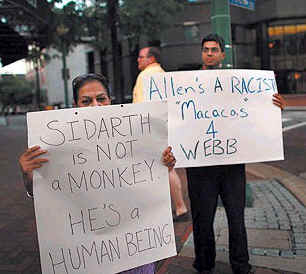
201;33;225;52
72;73;110;104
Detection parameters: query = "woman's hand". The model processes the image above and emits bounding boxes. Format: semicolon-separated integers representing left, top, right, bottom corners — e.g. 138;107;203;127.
162;146;176;171
19;146;48;181
273;93;286;110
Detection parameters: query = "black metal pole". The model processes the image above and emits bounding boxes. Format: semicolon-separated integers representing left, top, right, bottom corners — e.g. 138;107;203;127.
34;60;41;109
107;0;123;103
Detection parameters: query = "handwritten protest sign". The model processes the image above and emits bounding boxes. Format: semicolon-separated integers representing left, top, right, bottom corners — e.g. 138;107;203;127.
27;101;176;274
143;69;284;168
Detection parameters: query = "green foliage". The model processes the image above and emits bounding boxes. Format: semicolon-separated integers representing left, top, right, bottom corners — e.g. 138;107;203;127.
47;1;87;53
120;0;184;52
46;0;183;53
0;77;34;112
81;2;109;51
35;0;184;104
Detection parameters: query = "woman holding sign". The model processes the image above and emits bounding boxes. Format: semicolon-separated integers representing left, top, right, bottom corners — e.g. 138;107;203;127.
19;73;176;274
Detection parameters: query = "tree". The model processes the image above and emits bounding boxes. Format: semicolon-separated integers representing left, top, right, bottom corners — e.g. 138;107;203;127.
0;77;34;115
82;1;109;50
120;0;183;90
80;0;123;103
76;0;184;103
27;43;50;110
120;0;183;53
107;0;123;103
33;0;184;104
45;1;87;107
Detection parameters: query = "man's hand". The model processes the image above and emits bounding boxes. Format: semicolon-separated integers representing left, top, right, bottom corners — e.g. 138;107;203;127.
273;93;286;110
19;146;48;180
162;146;176;171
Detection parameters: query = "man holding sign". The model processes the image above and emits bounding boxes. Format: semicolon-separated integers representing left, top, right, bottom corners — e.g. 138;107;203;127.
186;34;285;274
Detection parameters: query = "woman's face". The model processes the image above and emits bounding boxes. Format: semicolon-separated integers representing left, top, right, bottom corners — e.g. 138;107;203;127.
77;80;111;107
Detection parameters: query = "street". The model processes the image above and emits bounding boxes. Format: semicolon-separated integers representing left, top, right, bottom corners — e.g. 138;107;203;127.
0;111;305;274
269;111;306;178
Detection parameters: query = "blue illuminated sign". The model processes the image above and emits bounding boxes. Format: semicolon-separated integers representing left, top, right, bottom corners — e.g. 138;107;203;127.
230;0;255;10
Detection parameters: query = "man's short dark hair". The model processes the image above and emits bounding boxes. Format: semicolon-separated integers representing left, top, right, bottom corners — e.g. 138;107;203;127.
201;33;225;52
72;73;109;104
147;47;161;63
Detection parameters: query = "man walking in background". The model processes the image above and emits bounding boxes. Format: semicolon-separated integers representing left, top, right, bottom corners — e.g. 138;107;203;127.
133;47;164;103
133;46;189;222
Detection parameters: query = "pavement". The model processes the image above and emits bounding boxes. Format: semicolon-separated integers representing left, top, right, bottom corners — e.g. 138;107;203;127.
155;95;306;274
157;95;306;274
0;96;306;274
156;166;306;274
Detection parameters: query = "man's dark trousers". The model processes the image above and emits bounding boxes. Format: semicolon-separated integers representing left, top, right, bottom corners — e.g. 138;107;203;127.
186;164;251;274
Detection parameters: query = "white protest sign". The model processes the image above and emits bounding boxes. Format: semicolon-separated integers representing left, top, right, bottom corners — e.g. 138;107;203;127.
143;69;284;168
27;101;176;274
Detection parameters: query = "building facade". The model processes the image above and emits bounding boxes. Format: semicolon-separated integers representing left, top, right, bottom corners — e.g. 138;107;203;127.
159;0;306;95
43;44;95;106
44;0;306;105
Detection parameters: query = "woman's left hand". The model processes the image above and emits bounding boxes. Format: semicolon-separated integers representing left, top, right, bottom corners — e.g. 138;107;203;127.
162;146;176;171
273;93;286;110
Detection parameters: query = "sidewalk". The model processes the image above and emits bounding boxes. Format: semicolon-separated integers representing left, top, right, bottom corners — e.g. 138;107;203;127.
156;96;306;274
0;98;305;274
156;165;306;274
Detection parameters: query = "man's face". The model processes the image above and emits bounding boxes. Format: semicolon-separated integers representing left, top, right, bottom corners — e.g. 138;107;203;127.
137;48;153;71
201;41;225;69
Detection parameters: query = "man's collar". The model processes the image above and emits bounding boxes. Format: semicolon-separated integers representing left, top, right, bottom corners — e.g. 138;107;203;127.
144;62;161;70
202;63;223;70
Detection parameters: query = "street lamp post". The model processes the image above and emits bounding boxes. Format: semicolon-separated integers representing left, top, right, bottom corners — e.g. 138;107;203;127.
34;59;40;108
61;42;69;108
56;24;69;108
107;0;123;104
211;0;233;68
28;43;41;109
